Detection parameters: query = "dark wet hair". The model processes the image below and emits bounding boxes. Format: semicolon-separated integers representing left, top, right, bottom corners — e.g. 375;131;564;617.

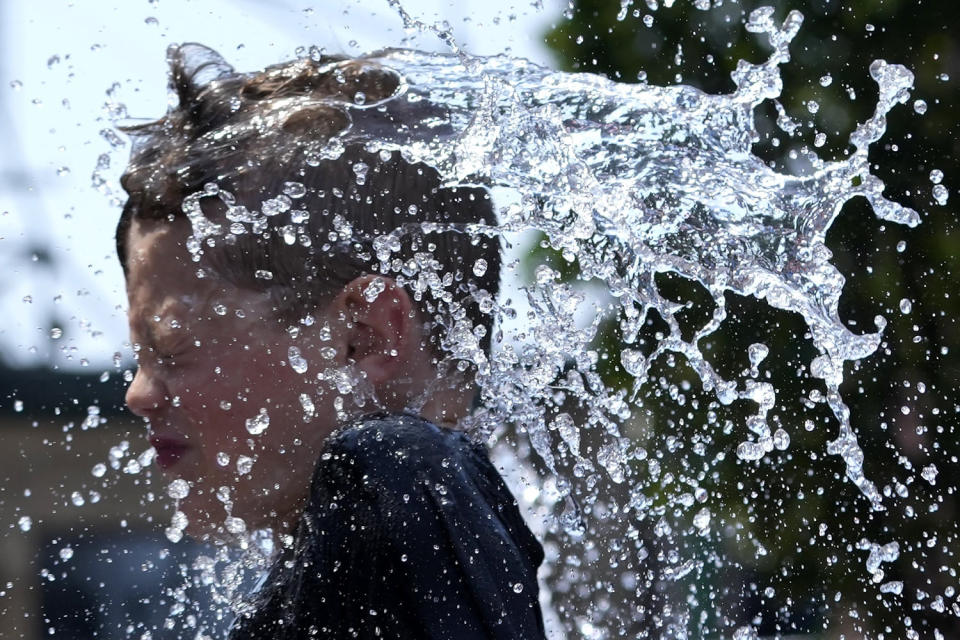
117;44;501;357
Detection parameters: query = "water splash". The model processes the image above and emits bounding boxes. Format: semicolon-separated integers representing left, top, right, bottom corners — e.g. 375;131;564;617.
316;8;916;514
168;5;924;636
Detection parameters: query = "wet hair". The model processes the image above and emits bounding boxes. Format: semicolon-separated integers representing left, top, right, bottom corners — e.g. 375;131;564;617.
117;43;501;357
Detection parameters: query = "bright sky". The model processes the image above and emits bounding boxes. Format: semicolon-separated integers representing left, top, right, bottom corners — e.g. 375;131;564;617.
0;0;563;371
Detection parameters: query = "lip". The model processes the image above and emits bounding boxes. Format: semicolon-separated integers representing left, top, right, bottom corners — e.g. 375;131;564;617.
149;436;192;470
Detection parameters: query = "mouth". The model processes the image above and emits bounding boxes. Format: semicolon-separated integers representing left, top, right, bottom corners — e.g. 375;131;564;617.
149;436;192;470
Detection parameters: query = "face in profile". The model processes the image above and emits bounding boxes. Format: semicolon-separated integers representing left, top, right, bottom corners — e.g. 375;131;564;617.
123;217;340;538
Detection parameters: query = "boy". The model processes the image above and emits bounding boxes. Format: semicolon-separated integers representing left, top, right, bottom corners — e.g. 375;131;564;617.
118;43;546;638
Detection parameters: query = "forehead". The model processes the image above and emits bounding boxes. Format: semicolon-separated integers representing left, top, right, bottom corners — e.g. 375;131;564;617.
124;219;222;332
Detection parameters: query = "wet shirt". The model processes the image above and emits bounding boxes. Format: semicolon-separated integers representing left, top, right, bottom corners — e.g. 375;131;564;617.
229;412;547;640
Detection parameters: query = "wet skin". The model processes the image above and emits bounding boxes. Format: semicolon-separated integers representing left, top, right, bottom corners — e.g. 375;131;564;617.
124;218;337;537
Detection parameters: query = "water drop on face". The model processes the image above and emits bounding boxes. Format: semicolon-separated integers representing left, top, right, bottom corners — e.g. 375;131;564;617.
363;278;386;302
299;393;316;420
245;408;270;435
237;455;255;474
287;346;309;374
167;478;190;500
472;258;488;277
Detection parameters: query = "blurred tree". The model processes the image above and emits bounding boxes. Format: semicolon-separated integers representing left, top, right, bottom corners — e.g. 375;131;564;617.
538;0;959;637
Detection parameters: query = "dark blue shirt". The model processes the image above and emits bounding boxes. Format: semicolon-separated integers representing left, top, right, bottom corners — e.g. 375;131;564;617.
229;412;547;639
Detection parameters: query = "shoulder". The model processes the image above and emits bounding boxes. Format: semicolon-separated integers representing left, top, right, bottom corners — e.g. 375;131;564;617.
325;411;480;467
310;411;486;499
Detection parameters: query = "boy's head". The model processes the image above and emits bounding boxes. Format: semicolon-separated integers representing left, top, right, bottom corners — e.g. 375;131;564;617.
118;44;501;538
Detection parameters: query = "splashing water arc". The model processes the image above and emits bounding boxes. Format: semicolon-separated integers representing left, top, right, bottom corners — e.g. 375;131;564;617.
193;8;917;502
168;4;924;635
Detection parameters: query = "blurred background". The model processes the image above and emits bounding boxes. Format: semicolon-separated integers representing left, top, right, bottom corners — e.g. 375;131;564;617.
0;0;956;637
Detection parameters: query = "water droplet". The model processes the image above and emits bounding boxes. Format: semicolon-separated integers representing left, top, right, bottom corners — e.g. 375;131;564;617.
472;258;488;277
932;184;949;205
363;278;386;302
91;463;106;478
167;478;190;500
282;181;306;198
352;161;369;185
736;441;765;462
237;455;255;474
225;516;247;534
747;343;769;367
921;464;938;485
692;507;711;532
819;74;833;87
913;99;928;114
245;408;270;435
733;625;759;640
216;452;230;466
773;428;790;450
58;546;73;561
899;298;912;314
879;581;903;595
288;346;309;374
70;491;85;506
300;393;316;420
9;80;22;90
929;169;944;184
13;399;23;413
512;582;524;593
50;327;62;339
17;516;32;532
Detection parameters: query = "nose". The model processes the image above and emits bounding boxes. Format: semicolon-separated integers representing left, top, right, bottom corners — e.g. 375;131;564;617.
125;365;170;418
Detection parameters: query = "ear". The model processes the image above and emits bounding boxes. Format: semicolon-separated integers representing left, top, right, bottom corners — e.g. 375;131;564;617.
327;275;417;385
